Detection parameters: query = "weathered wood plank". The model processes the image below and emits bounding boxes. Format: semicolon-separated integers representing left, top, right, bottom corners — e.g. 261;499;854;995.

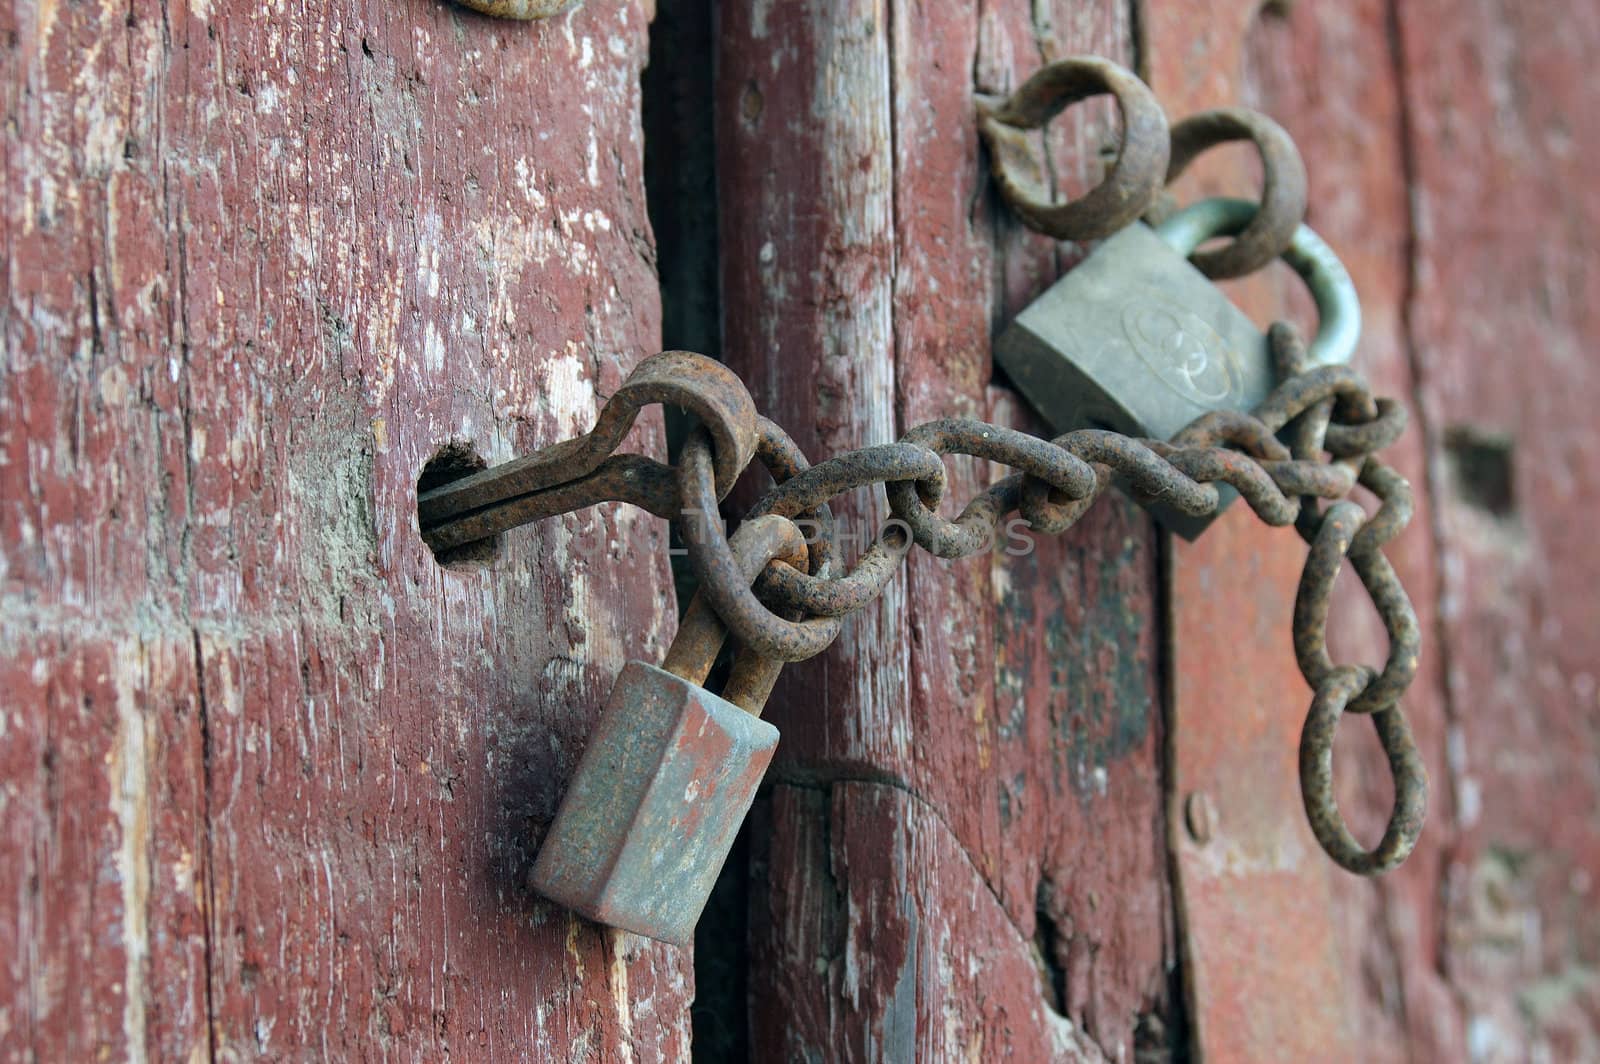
1;0;689;1057
1393;2;1600;1058
749;783;1118;1062
719;1;1172;1057
1146;2;1462;1058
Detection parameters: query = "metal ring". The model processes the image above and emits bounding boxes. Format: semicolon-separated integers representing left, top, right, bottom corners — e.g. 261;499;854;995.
749;443;945;617
661;515;809;688
1254;365;1378;435
1324;399;1407;458
678;428;843;662
1017;472;1106;535
887;421;1098;558
1293;501;1420;712
1152;446;1298;526
417;350;757;531
752;417;841;582
976;56;1170;241
1349;459;1413;555
1299;666;1427;876
1170;408;1293;457
1155;197;1361;368
1158;108;1309;279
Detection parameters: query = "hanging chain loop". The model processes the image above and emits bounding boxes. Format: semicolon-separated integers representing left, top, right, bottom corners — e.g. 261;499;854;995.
416;323;1426;874
415;56;1427;876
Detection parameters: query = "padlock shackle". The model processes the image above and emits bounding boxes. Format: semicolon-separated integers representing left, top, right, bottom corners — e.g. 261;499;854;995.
660;514;809;715
1152;197;1362;368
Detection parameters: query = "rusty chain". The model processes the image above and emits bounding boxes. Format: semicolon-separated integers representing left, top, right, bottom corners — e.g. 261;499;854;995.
417;57;1426;875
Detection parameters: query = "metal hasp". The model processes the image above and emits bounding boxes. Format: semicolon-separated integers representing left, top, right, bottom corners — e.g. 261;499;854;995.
529;661;778;946
992;197;1360;538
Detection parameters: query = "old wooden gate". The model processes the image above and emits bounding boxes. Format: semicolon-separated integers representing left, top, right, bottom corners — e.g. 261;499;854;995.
5;0;1596;1059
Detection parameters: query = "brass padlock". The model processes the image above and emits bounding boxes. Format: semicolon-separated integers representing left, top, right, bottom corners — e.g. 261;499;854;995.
529;515;806;945
993;196;1361;538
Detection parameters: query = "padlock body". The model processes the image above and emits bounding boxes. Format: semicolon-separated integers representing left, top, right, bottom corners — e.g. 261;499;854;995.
994;222;1272;538
530;661;778;945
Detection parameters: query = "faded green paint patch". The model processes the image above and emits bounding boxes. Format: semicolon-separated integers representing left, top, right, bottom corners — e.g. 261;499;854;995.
993;500;1156;802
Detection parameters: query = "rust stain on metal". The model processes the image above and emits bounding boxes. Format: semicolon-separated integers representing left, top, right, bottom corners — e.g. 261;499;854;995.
1154;107;1309;279
417;351;759;551
976;55;1171;240
529;660;779;946
529;516;806;944
471;320;1427;882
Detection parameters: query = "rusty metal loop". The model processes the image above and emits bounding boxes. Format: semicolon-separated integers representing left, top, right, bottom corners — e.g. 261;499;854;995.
423;316;1428;877
417;351;757;541
753;443;948;521
1170;408;1293;458
665;515;811;678
1017;469;1108;535
1349;459;1413;555
749;443;944;617
1150;445;1299;526
1254;364;1380;434
449;0;581;18
757;543;906;620
1154;108;1309;279
1013;429;1223;534
976;56;1170;241
678;428;843;662
1258;458;1358;500
1156;198;1361;368
1345;548;1422;713
1324;399;1408;458
751;417;841;581
1062;430;1220;516
1299;666;1427;875
887;421;1097;558
1293;501;1421;714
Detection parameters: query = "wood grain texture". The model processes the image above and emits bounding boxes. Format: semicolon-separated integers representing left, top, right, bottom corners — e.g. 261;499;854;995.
717;2;1174;1059
1393;2;1600;1058
0;1;689;1058
1147;1;1466;1059
1147;1;1600;1059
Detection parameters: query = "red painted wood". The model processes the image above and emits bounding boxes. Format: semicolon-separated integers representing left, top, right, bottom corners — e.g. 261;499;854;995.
8;0;1596;1058
0;1;691;1058
717;2;1174;1058
1394;2;1600;1058
1145;1;1466;1058
1147;1;1600;1058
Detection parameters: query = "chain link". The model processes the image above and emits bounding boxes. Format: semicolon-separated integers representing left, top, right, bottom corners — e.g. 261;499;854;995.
416;322;1425;875
415;56;1426;876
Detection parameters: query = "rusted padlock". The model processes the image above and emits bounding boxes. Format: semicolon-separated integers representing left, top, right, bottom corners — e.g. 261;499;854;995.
529;515;807;945
993;196;1361;538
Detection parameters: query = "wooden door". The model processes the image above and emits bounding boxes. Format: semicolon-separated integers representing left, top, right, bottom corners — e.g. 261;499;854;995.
5;0;1597;1060
704;0;1599;1059
712;4;1175;1060
2;0;692;1058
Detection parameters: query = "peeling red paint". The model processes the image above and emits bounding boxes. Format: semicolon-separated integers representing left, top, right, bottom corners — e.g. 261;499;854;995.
1;1;690;1057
